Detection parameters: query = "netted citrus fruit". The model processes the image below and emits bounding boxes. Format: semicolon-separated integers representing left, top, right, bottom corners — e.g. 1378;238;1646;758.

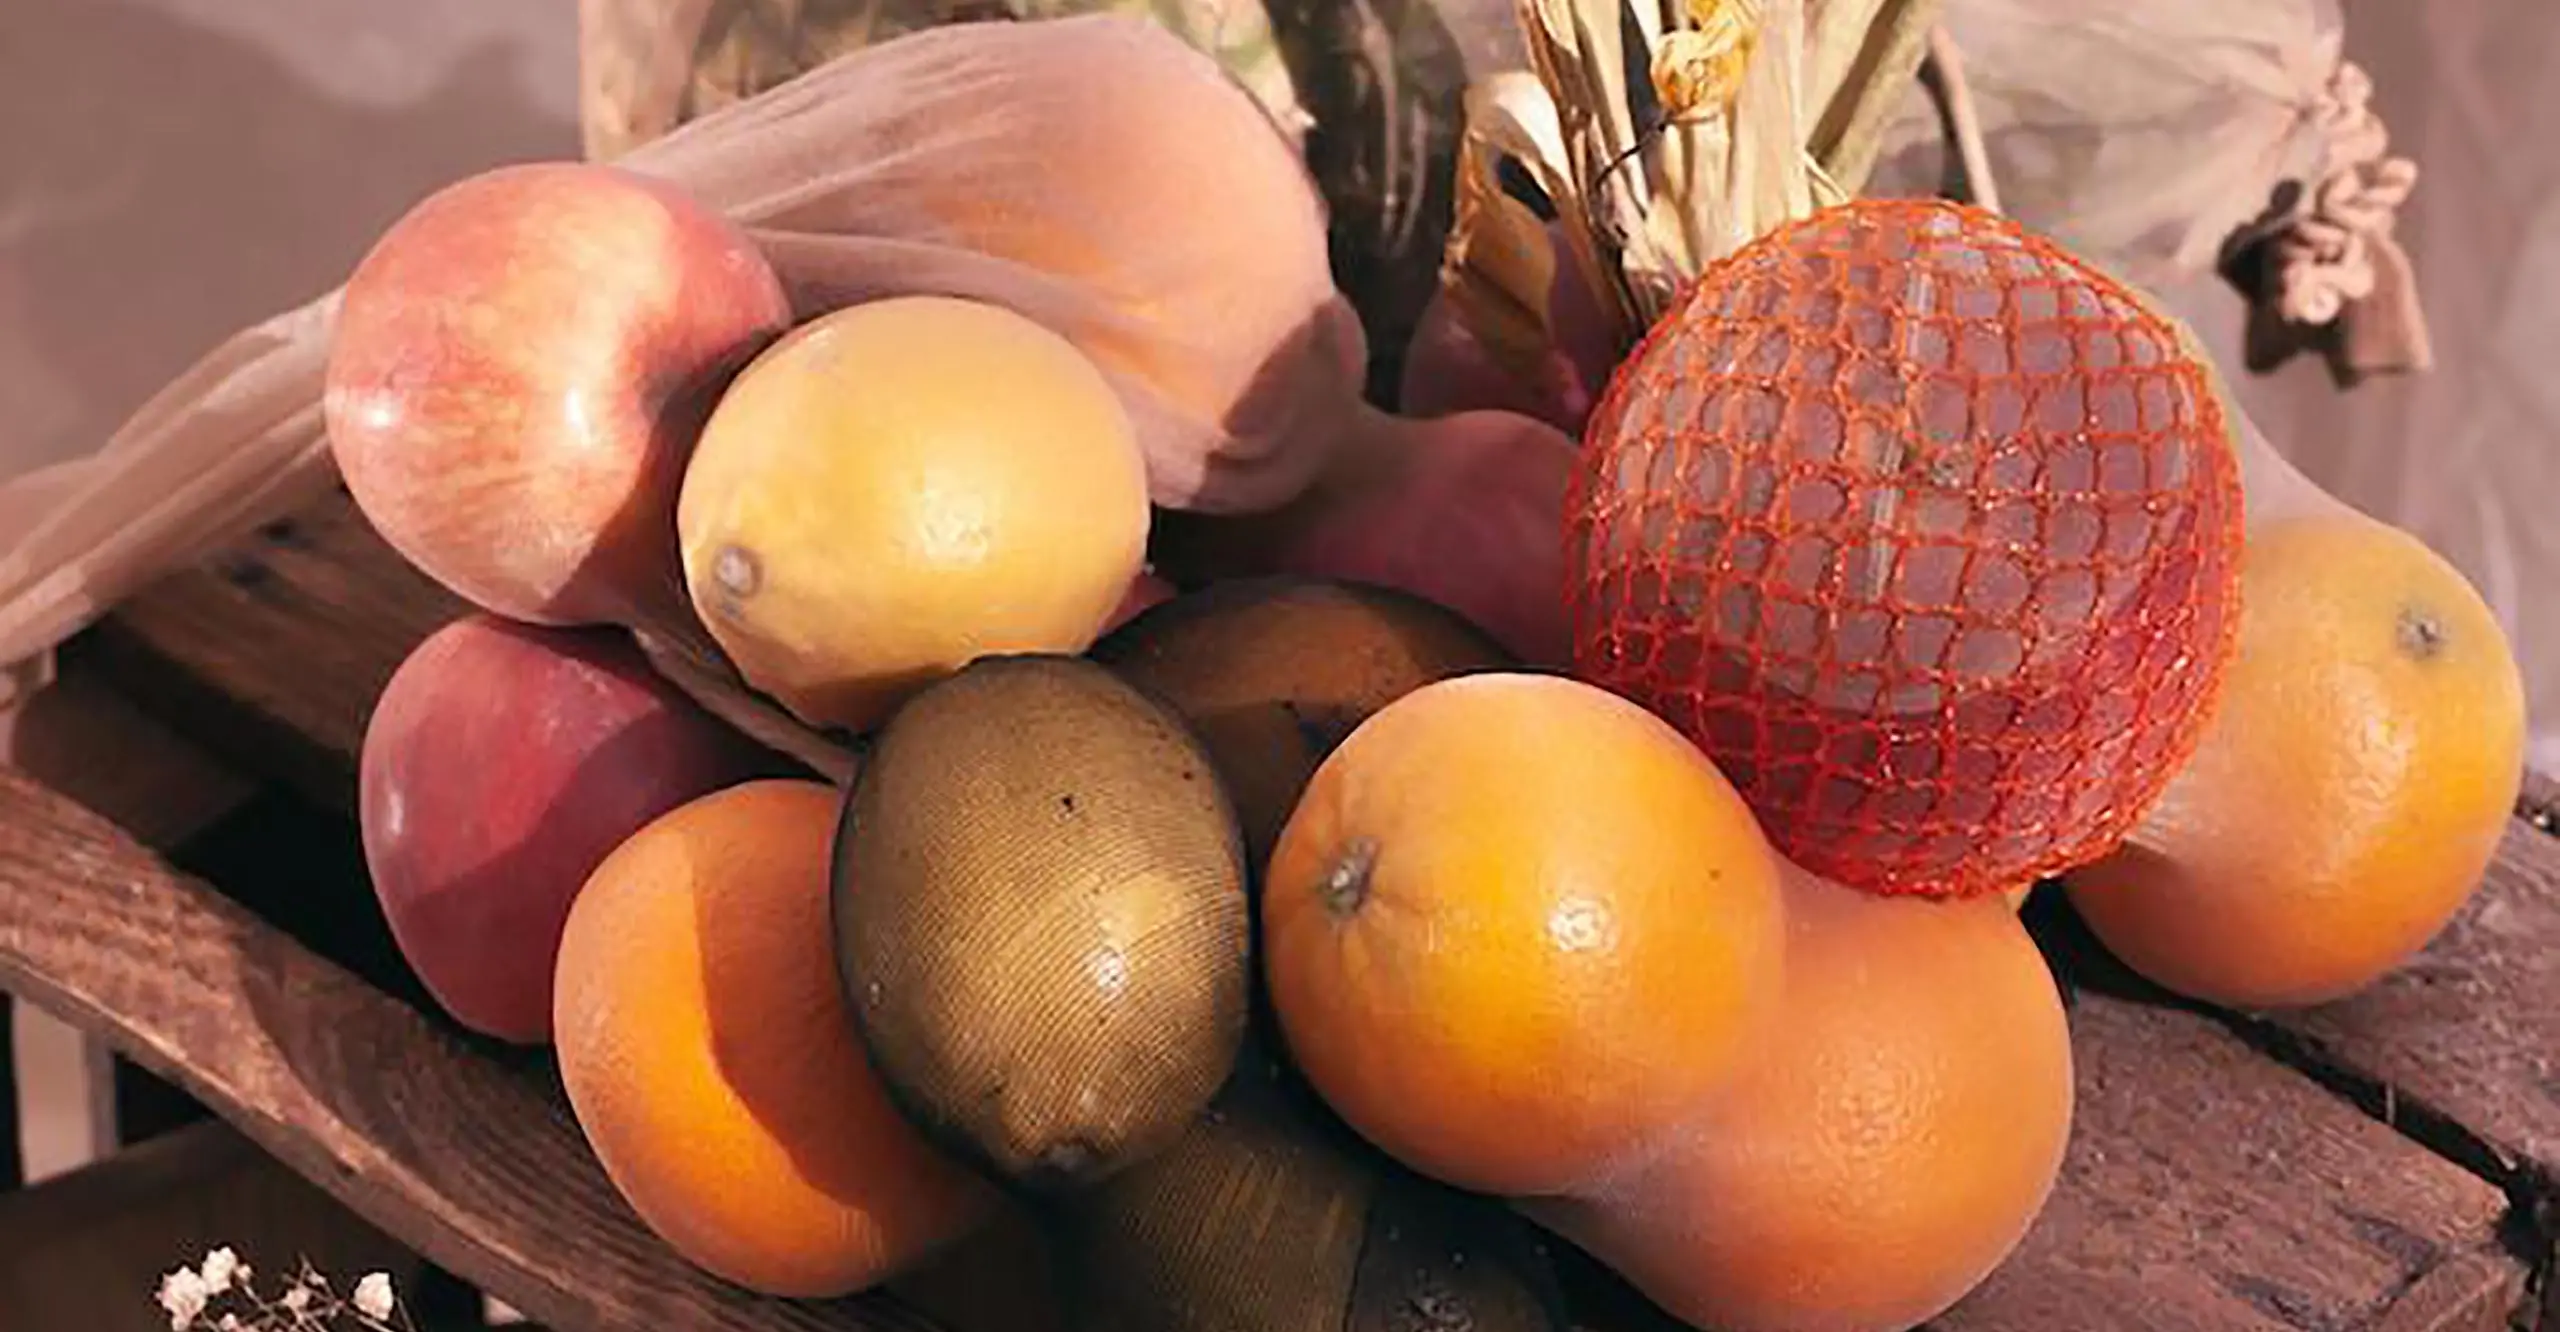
1569;198;2245;898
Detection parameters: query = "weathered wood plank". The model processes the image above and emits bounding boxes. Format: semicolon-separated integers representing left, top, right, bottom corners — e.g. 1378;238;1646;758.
2242;817;2557;1184
1933;984;2519;1332
2;670;259;1185
73;494;465;815
0;1119;426;1327
2214;790;2560;1329
0;767;943;1332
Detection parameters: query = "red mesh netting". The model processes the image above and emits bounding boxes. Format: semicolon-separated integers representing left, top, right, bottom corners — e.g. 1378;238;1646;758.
1565;199;2244;899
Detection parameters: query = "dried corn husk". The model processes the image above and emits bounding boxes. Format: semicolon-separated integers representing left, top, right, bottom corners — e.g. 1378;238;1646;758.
1440;0;1938;370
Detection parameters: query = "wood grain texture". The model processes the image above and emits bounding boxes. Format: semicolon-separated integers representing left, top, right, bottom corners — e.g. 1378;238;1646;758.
74;496;463;815
0;1119;425;1328
2244;815;2558;1183
1933;987;2519;1332
2223;797;2560;1329
0;766;945;1332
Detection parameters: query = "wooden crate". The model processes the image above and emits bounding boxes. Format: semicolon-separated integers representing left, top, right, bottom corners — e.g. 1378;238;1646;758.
3;487;2553;1331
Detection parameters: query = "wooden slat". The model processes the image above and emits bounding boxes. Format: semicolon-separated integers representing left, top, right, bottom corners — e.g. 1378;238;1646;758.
2;670;259;1185
2218;792;2560;1328
0;1119;426;1327
73;496;465;815
0;767;942;1332
1933;981;2519;1331
2246;813;2557;1180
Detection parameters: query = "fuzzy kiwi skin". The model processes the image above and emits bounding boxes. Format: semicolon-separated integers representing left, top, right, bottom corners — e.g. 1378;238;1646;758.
1041;1041;1573;1332
1090;576;1513;872
832;654;1251;1194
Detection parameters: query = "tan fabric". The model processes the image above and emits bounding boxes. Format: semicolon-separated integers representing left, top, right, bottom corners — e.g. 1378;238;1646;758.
2168;0;2560;773
575;0;1535;397
1866;0;2349;290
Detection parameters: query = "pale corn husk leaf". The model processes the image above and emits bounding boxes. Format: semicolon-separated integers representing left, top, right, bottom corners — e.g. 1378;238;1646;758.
1442;0;1937;355
1444;75;1574;378
1805;0;1941;191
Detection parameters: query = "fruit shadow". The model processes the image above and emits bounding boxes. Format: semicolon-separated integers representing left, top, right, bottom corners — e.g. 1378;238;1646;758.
691;797;900;1207
2018;879;2177;1017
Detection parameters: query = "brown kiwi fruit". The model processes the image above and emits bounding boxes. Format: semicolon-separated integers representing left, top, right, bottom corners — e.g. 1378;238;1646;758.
1042;1039;1571;1332
1088;576;1512;871
833;654;1250;1194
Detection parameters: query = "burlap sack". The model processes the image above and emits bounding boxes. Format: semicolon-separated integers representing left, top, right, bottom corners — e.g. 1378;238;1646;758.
1865;0;2431;383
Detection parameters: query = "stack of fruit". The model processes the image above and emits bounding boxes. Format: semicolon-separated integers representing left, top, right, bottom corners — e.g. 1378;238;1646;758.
329;21;2526;1332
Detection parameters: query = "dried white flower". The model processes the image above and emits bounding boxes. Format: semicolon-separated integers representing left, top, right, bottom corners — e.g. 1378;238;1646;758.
351;1273;396;1323
159;1267;211;1330
218;1316;241;1332
279;1285;311;1315
199;1247;241;1295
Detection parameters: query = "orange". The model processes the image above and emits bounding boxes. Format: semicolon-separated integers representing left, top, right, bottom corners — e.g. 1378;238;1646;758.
554;779;994;1296
1526;868;2073;1332
2065;512;2526;1007
1262;671;1787;1198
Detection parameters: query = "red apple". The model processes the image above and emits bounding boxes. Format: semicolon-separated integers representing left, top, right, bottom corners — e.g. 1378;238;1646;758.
1151;408;1575;667
325;161;792;630
359;613;791;1043
1398;220;1621;437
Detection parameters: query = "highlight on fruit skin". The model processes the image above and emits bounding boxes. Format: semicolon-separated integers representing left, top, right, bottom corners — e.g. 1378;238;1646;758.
676;295;1152;735
2064;511;2527;1009
1566;197;2246;900
359;612;786;1044
324;160;791;631
553;780;995;1298
1261;671;1788;1198
1524;869;2074;1332
833;654;1251;1194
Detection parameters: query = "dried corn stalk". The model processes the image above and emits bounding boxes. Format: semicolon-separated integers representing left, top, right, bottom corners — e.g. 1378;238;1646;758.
1442;0;1938;371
